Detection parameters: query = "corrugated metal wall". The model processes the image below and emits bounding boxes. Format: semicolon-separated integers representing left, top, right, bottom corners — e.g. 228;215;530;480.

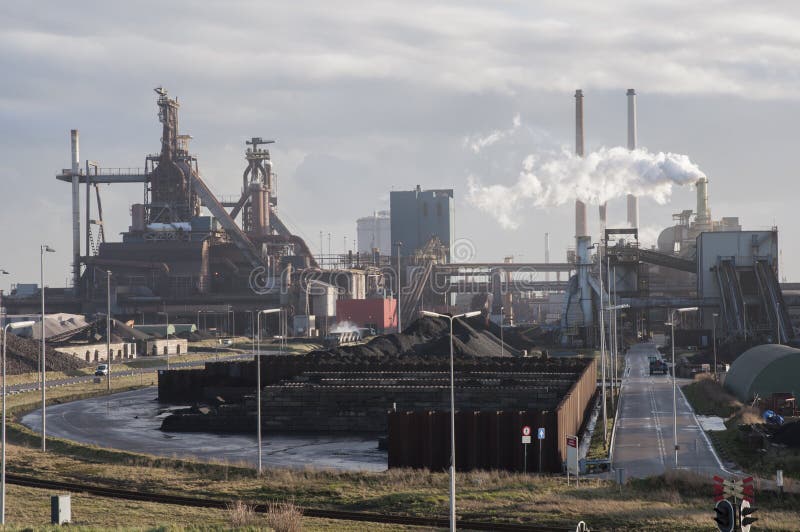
555;357;596;463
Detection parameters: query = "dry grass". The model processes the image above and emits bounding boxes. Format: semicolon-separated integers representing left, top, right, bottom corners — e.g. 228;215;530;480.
681;377;741;418
266;500;304;532
227;499;258;527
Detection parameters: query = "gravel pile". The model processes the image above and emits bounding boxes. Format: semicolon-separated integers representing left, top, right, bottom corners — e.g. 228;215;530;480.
315;315;523;359
0;331;89;374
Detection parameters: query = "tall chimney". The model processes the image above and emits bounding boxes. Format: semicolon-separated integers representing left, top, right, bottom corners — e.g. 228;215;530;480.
626;89;639;230
70;129;81;292
574;90;588;238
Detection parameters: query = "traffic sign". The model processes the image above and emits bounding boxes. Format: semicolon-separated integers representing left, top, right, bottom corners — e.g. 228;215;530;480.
522;426;532;437
538;427;546;440
522;435;532;444
566;435;579;476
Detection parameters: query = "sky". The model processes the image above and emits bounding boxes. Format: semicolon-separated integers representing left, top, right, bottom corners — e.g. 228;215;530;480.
2;0;800;292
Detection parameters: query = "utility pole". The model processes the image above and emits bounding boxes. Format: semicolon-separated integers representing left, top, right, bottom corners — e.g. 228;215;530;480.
107;270;111;392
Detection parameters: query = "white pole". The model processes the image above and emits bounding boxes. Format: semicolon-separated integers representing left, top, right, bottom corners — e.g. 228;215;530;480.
448;314;456;531
2;325;8;524
40;246;47;452
598;243;607;446
257;312;262;474
671;310;678;467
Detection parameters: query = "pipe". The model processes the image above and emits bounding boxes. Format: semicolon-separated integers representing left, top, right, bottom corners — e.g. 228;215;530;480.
574;90;588;238
70;130;80;293
626;89;639;230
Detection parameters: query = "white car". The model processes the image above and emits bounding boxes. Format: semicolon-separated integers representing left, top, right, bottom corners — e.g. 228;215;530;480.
94;364;109;376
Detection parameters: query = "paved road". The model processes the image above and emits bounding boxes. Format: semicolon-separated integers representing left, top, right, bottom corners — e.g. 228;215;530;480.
611;342;728;479
22;387;386;471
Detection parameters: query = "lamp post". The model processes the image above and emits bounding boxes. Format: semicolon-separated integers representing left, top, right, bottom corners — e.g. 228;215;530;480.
605;303;630;412
669;306;698;467
0;270;8;329
596;241;608;447
256;308;281;474
712;313;719;381
396;242;403;333
2;320;35;524
40;244;55;452
421;310;481;532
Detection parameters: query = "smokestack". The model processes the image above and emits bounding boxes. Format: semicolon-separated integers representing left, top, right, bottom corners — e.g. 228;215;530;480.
70;129;81;292
574;90;588;238
626;89;639;230
696;177;710;226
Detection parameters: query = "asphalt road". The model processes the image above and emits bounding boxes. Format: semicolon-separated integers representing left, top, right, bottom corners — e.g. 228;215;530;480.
22;387;387;471
611;342;728;479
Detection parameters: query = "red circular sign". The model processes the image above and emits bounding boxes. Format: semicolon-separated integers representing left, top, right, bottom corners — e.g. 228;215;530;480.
522;426;532;436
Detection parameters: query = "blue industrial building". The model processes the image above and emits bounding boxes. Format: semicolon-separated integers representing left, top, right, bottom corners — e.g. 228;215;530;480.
390;186;454;259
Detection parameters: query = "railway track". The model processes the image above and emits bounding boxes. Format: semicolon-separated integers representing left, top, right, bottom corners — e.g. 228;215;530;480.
7;473;577;531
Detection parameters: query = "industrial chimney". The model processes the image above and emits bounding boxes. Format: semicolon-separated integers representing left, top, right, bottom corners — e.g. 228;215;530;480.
574;90;588;238
626;89;639;230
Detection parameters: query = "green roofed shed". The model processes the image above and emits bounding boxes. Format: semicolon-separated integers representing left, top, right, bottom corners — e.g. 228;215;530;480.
724;344;800;402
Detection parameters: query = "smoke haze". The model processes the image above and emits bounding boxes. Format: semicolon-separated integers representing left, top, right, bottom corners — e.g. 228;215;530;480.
466;117;707;230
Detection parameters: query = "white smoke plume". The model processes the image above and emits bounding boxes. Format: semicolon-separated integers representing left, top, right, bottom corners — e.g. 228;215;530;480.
467;145;706;230
330;320;360;333
464;114;521;153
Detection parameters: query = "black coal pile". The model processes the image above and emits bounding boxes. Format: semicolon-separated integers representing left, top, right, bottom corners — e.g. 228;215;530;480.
772;420;800;447
0;332;88;374
316;315;521;359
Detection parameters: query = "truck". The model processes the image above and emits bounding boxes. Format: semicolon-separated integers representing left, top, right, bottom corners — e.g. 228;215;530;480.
649;356;668;375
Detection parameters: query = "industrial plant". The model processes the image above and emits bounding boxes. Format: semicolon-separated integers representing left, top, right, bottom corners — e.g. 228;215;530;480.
1;85;798;485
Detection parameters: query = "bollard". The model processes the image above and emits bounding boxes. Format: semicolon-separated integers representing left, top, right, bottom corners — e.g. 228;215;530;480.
777;469;784;496
616;467;625;492
51;494;71;525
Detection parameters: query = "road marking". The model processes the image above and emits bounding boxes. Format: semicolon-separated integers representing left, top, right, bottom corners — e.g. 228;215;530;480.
649;384;666;465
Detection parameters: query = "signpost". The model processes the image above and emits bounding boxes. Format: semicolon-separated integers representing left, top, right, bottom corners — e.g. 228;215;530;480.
566;435;579;485
522;426;531;472
537;427;545;473
712;476;757;531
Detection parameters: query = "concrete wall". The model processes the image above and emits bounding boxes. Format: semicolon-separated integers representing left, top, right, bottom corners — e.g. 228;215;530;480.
55;342;137;363
144;338;188;356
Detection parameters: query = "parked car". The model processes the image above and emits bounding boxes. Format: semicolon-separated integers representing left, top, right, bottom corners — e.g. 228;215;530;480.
95;364;109;376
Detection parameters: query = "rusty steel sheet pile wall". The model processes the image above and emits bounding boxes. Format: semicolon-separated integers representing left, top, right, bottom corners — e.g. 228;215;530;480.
388;410;560;473
555;356;596;464
387;358;597;473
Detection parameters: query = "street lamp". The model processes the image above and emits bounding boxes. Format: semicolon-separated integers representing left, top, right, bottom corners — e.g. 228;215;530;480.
0;270;8;328
256;308;281;474
106;271;112;392
668;306;698;467
421;309;481;532
40;244;55;452
2;320;35;524
605;303;630;411
712;313;719;382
